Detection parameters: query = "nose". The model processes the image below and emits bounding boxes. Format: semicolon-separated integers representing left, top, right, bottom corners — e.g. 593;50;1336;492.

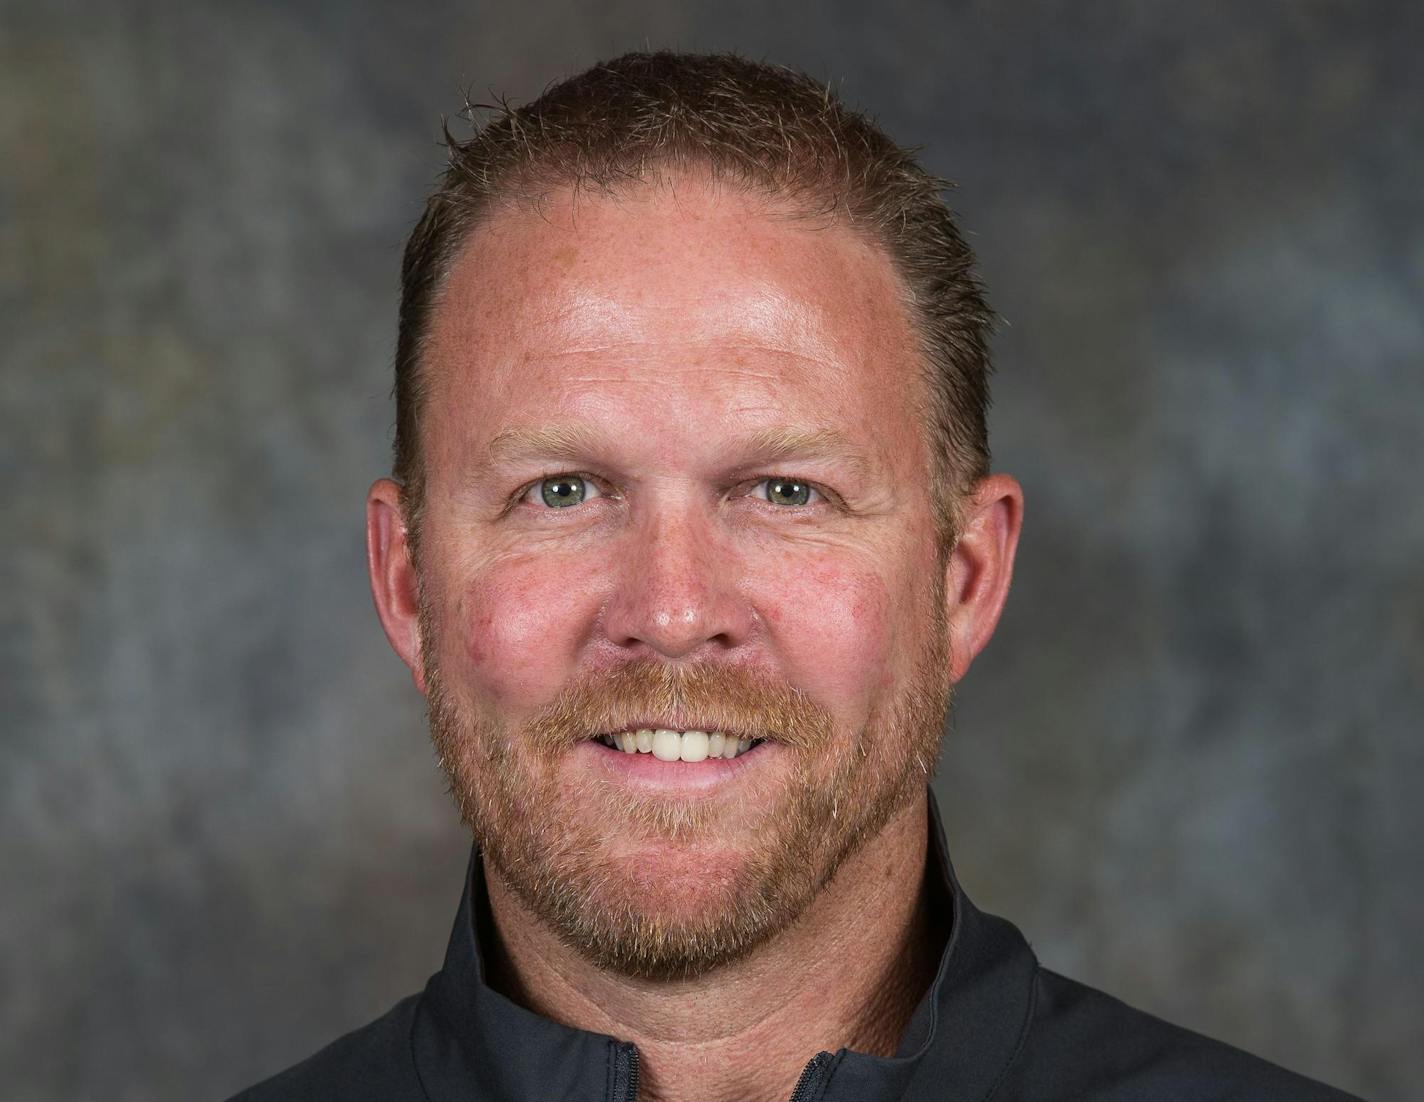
599;505;754;661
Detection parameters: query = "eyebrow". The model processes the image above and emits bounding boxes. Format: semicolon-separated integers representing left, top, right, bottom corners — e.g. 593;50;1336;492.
734;427;877;482
476;424;878;482
483;423;611;468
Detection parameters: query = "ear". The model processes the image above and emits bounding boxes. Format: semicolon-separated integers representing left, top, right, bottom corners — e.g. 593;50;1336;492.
944;473;1023;684
366;478;427;694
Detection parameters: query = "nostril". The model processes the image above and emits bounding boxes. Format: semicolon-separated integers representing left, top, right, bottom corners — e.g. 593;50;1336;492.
598;535;754;659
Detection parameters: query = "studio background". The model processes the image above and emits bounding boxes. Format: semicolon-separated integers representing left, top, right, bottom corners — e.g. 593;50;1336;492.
4;3;1420;1100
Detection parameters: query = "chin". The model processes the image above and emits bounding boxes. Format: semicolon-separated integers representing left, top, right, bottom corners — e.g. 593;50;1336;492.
485;800;827;980
537;850;794;981
604;832;752;906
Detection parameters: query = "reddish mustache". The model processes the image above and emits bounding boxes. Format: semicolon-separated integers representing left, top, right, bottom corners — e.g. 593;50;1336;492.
524;659;834;751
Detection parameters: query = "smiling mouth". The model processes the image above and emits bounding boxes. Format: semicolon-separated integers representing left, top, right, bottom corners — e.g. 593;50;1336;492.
594;727;765;762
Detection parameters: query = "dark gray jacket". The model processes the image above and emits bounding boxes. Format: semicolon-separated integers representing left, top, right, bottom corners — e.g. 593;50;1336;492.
233;795;1361;1101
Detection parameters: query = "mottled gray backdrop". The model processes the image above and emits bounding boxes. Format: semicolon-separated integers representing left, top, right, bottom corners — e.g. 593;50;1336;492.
4;2;1420;1099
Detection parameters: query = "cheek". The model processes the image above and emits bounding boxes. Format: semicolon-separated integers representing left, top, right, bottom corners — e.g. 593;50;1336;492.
757;552;896;704
441;554;602;707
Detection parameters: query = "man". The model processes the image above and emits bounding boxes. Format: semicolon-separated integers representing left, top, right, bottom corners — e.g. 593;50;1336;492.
236;52;1359;1101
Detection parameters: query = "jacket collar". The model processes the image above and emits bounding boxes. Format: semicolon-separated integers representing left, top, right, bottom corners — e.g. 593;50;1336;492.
412;790;1038;1102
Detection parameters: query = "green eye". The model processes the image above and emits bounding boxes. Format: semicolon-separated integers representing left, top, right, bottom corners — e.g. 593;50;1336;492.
759;478;816;506
537;475;595;508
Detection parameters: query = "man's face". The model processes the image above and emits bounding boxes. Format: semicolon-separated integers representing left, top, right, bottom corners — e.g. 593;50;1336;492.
411;175;954;978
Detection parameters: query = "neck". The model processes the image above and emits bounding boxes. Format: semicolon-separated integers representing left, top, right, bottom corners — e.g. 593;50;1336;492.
481;793;945;1102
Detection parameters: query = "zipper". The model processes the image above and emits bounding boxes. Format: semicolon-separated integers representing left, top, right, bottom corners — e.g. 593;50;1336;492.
612;1041;827;1102
612;1040;640;1102
787;1051;833;1102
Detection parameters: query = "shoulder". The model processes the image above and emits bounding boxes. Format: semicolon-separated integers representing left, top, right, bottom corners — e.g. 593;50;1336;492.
992;967;1363;1101
227;994;426;1102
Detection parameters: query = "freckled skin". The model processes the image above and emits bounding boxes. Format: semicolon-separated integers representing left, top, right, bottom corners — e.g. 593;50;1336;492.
365;173;1024;1102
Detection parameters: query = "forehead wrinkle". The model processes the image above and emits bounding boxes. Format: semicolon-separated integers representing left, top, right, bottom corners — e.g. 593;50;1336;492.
522;357;846;394
526;341;841;368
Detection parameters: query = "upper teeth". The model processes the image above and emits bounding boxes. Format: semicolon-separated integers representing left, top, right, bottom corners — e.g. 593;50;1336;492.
599;728;757;762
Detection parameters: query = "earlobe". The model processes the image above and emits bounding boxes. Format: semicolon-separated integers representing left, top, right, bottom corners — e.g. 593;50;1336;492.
943;473;1024;684
365;478;427;694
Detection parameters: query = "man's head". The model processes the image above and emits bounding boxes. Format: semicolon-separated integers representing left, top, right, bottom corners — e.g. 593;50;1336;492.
366;52;1021;981
392;51;994;551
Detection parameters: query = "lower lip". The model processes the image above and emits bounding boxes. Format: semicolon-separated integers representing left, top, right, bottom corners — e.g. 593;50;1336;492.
572;739;770;792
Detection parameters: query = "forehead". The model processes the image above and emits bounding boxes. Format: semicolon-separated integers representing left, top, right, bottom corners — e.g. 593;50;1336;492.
421;175;928;468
